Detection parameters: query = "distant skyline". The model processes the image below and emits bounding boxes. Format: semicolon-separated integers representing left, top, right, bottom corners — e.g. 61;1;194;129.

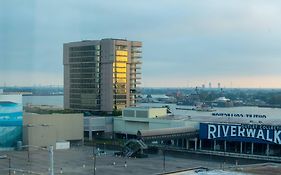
1;0;281;88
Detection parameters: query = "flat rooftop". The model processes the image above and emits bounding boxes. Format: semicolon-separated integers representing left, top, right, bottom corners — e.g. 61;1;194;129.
155;114;281;126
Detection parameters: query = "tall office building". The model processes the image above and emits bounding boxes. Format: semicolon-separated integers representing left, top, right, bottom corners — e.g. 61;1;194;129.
63;39;142;113
208;82;212;89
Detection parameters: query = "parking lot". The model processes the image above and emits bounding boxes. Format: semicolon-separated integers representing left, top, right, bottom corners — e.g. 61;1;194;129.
0;146;275;175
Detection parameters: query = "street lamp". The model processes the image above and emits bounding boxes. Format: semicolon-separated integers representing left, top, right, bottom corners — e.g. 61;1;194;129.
21;145;54;175
163;149;166;172
0;155;11;175
92;132;99;175
162;145;166;172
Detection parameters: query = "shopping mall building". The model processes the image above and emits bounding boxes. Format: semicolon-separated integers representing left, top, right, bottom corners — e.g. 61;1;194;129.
86;107;281;161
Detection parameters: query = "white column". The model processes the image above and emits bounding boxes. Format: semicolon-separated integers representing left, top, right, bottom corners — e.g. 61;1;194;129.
89;130;93;141
186;140;189;150
224;141;227;152
199;139;202;150
194;138;198;151
214;140;216;151
266;144;269;156
240;142;243;154
251;143;254;154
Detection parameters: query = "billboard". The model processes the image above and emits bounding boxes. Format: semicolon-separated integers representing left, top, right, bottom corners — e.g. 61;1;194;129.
200;123;281;145
0;95;23;148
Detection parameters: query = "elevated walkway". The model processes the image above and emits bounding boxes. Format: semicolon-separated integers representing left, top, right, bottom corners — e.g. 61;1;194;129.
137;127;198;141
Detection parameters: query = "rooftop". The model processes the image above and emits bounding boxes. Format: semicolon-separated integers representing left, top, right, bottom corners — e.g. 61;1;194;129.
156;114;281;126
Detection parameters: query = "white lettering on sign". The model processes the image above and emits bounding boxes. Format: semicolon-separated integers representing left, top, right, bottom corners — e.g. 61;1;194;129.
203;123;281;145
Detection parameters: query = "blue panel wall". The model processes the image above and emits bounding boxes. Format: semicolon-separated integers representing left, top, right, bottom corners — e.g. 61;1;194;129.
0;102;23;148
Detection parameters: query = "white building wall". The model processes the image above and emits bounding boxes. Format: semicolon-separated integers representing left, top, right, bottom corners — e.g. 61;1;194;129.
125;121;149;135
149;122;170;129
148;108;167;118
113;118;125;133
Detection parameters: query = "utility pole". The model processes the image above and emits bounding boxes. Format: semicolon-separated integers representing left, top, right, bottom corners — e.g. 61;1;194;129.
28;148;30;162
163;147;166;172
8;157;11;175
94;153;96;175
92;133;97;175
49;146;54;175
0;155;11;175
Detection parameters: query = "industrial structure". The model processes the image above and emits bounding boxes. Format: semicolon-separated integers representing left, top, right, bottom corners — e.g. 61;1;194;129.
63;38;142;113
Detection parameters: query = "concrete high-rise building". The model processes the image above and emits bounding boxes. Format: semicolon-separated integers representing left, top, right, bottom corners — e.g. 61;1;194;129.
63;39;142;113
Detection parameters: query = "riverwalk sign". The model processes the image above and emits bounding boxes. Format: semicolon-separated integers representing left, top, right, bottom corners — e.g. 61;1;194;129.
200;123;281;145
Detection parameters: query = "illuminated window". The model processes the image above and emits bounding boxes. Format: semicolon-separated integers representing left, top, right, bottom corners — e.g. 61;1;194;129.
116;56;128;62
113;67;126;73
114;62;126;68
116;79;126;83
115;68;126;73
116;50;128;56
116;73;126;78
116;104;126;110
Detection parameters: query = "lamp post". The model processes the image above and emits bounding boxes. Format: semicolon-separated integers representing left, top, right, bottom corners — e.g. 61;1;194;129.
0;155;11;175
21;145;54;175
92;136;96;175
49;146;54;175
93;153;96;175
163;146;166;172
92;132;98;175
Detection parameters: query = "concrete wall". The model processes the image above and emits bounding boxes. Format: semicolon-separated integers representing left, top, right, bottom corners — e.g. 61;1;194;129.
147;108;167;118
149;121;170;129
23;113;83;149
114;118;149;135
114;116;194;135
63;42;70;109
125;121;149;135
114;107;178;135
84;116;113;133
122;107;167;119
23;125;56;149
100;39;115;112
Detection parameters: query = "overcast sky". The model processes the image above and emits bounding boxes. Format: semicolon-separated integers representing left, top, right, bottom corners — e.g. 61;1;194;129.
1;0;281;88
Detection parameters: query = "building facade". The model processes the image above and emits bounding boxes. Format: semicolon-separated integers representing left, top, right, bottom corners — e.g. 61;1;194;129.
64;38;142;113
23;113;84;149
0;94;23;150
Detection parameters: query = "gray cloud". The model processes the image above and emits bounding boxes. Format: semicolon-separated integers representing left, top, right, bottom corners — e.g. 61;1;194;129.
1;0;281;87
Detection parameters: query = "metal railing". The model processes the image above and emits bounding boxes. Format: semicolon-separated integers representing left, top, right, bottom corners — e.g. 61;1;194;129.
154;145;281;162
